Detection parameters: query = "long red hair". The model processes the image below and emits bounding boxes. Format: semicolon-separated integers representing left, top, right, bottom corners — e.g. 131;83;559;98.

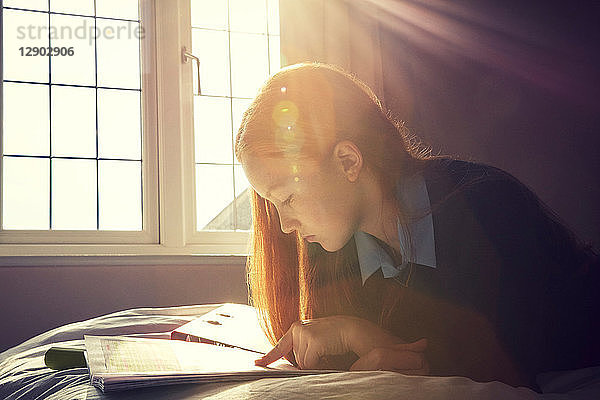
235;63;432;363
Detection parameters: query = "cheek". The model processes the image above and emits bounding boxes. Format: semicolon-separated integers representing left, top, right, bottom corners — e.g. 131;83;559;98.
298;188;358;252
305;186;356;227
296;169;359;231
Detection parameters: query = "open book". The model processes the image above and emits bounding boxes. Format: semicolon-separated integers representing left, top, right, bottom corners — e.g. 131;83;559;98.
85;304;338;392
170;303;273;354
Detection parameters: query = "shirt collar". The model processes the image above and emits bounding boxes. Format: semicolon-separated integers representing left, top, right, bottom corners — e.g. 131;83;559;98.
354;174;437;285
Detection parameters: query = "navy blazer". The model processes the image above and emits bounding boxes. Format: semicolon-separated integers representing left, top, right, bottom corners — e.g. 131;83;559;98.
358;158;600;390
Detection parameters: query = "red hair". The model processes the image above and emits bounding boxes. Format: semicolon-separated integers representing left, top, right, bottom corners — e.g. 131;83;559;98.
235;63;432;364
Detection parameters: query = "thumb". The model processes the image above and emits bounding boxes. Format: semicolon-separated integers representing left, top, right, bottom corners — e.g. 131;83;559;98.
390;338;428;352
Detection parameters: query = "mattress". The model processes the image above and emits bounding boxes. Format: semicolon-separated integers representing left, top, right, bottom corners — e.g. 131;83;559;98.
1;304;599;399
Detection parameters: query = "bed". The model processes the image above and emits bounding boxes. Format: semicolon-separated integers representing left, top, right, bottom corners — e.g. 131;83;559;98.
1;304;599;400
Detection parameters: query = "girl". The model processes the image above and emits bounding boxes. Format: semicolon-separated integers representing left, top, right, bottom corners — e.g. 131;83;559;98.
234;63;600;390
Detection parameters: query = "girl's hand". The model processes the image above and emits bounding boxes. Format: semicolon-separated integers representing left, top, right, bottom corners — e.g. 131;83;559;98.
254;315;417;370
349;338;430;375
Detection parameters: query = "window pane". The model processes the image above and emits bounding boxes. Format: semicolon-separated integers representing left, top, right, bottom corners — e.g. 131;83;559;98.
234;164;251;230
191;0;227;30
2;9;49;83
267;0;280;35
50;0;94;16
229;0;267;34
3;0;48;11
51;86;96;158
196;164;234;230
98;160;142;230
97;89;141;160
230;33;269;98
51;159;97;230
50;14;96;86
96;19;141;89
194;96;232;164
232;97;252;138
2;82;49;156
2;157;49;230
96;0;139;20
269;35;281;73
191;29;230;97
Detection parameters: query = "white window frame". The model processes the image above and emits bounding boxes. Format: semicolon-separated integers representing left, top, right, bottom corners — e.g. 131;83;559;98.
157;0;250;256
0;0;251;259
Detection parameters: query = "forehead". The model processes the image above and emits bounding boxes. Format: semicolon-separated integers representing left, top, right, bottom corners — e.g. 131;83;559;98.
242;155;319;199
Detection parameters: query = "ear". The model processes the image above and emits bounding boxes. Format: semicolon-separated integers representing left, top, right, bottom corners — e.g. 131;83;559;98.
331;140;363;183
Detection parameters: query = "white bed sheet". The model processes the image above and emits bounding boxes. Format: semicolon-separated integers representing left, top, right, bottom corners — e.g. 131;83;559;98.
1;304;599;400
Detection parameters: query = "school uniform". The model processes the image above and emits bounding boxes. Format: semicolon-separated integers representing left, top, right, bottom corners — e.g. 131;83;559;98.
353;158;600;390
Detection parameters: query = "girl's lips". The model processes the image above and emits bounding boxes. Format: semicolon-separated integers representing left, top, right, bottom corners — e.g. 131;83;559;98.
303;235;317;242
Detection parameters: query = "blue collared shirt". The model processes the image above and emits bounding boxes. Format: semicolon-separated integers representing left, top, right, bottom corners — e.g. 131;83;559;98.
354;174;437;285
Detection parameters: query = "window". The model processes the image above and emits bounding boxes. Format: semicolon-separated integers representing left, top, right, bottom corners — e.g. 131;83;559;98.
191;0;281;232
0;0;158;252
0;0;280;257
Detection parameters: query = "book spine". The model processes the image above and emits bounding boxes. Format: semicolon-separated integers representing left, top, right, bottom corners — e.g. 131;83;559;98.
170;331;263;354
171;331;222;346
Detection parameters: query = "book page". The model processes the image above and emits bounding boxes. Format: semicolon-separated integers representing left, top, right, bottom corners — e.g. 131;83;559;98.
173;303;273;354
85;335;294;376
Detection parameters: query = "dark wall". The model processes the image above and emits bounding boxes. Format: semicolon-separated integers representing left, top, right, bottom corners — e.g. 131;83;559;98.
0;262;248;353
378;0;599;249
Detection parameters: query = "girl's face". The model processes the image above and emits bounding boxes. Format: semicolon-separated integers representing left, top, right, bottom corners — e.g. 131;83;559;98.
241;147;364;252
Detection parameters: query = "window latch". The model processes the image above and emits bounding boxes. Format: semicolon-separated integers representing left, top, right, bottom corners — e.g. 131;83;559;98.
182;47;202;96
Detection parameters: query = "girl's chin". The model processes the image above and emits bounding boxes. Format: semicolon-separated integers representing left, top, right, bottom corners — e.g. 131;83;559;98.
304;235;318;243
320;239;345;253
307;234;349;253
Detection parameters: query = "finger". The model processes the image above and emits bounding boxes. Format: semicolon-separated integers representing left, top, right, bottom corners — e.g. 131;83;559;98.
255;328;294;367
349;356;371;372
295;338;309;370
385;350;425;371
350;348;382;371
349;348;424;372
395;358;430;376
303;343;321;370
390;338;428;353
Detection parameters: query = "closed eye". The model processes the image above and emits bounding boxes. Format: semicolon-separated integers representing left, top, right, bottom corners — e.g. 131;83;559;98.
282;195;294;206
